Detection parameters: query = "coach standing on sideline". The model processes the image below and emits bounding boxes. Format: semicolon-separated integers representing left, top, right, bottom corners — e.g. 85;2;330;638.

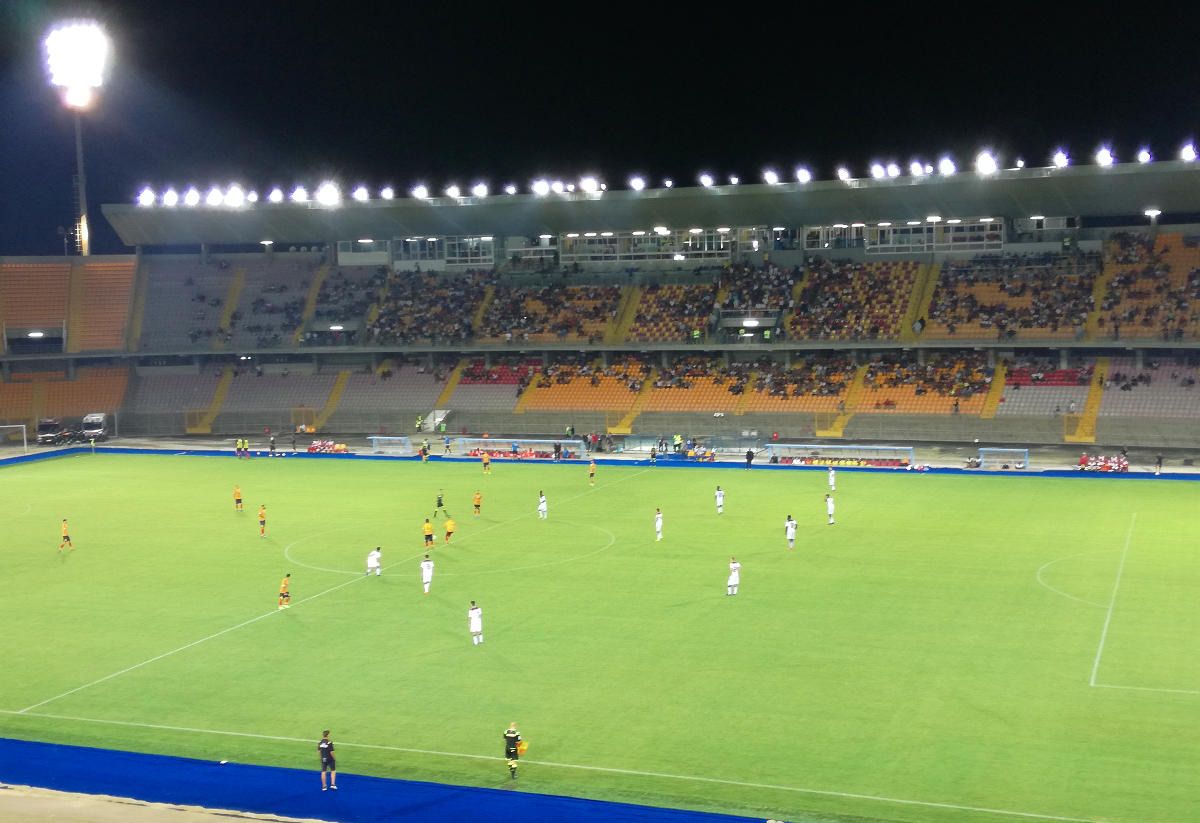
318;730;337;790
745;448;755;470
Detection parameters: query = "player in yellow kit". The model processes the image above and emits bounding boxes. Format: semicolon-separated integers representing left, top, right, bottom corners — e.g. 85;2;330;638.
278;573;291;609
444;517;456;544
257;505;267;537
473;491;482;517
423;518;434;547
589;459;596;486
59;519;73;552
234;486;243;512
481;452;491;474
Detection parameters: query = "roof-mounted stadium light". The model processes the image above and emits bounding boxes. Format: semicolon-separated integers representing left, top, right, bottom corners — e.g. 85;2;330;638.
315;182;340;206
836;167;852;181
532;179;550;196
909;161;925;177
906;220;921;226
137;187;155;207
351;185;370;202
246;191;258;203
1180;143;1197;162
504;184;518;195
1137;148;1152;163
729;175;740;185
926;215;942;223
183;187;201;207
537;234;552;240
975;151;998;176
471;182;488;198
1015;158;1026;169
1030;215;1045;221
580;176;599;193
869;163;886;179
161;188;179;207
444;184;461;198
762;170;778;185
795;167;812;184
567;232;581;238
924;163;934;174
566;183;576;193
832;223;849;229
886;163;901;178
946;218;962;224
329;325;344;331
583;232;597;237
672;254;685;261
654;226;670;235
628;176;646;191
411;185;429;199
28;331;45;338
1095;147;1115;167
357;238;373;244
1144;208;1162;219
205;186;223;207
699;173;714;188
979;217;994;222
878;221;892;227
717;227;731;233
851;222;866;228
267;187;284;203
938;157;956;176
224;184;246;208
260;240;274;246
551;180;565;194
601;231;613;237
380;186;395;200
663;178;675;188
688;228;703;234
1052;149;1069;168
290;186;308;203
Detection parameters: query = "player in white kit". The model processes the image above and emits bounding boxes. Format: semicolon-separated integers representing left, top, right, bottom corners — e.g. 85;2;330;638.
825;493;835;525
654;508;663;541
365;546;382;576
468;600;483;644
726;556;741;596
537;491;548;519
714;486;724;514
828;466;836;491
420;554;435;593
785;515;797;550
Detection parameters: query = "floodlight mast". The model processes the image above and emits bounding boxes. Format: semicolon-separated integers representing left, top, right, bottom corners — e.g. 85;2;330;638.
45;21;110;256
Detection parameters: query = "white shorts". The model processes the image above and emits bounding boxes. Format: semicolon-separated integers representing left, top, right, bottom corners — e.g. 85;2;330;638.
538;504;548;513
727;573;740;586
367;562;380;570
469;620;482;633
421;574;433;584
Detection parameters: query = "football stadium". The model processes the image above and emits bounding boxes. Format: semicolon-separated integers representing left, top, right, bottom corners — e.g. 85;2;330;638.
2;15;1199;823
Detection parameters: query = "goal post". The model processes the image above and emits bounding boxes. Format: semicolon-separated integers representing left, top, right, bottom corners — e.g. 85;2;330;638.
0;424;28;454
456;438;588;460
764;443;913;467
978;447;1029;470
367;436;414;455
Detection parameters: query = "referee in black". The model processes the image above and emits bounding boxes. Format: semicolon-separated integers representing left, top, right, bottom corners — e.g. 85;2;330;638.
503;721;521;780
318;730;337;790
434;489;449;518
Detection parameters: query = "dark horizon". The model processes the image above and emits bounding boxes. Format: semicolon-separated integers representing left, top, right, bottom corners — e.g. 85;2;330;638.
2;0;1197;255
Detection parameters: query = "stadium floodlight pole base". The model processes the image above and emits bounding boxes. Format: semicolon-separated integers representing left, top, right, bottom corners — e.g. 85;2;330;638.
0;425;28;454
456;438;588;460
764;443;914;468
978;448;1029;470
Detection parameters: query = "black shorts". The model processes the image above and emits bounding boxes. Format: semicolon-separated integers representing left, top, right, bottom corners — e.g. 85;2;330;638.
280;591;289;600
62;535;70;542
235;498;242;505
505;748;519;760
425;534;433;543
473;504;480;511
320;757;335;771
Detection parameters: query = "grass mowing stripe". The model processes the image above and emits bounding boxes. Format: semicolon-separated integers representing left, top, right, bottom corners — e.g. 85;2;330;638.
1088;512;1136;687
17;468;649;713
0;709;1101;823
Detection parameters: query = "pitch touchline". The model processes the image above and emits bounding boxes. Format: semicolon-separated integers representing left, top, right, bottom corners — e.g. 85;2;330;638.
0;709;1098;823
21;469;651;712
1088;512;1136;688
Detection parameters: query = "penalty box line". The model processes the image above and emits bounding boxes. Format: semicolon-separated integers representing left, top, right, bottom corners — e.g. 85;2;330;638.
0;708;1099;823
18;469;651;714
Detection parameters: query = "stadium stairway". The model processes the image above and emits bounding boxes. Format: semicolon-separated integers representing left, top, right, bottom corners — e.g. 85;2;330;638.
292;265;330;345
1084;250;1116;340
816;364;868;437
212;267;246;350
312;370;351;430
126;259;149;351
733;372;757;415
1064;356;1109;443
979;359;1007;419
900;262;939;342
434;358;468;406
471;285;495;331
608;367;658;434
185;366;233;434
609;286;642;343
375;358;393;375
65;265;86;353
512;374;541;414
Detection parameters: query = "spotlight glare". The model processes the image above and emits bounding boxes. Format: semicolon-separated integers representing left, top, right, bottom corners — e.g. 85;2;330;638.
1144;208;1162;218
762;169;779;185
380;186;395;200
1052;150;1069;168
351;185;370;202
223;184;245;208
444;184;461;198
870;163;886;179
471;182;488;198
1137;148;1152;163
886;163;900;178
268;188;284;203
411;185;429;199
205;186;223;207
836;167;852;181
975;151;998;176
1180;143;1197;162
504;184;517;195
550;180;565;194
315;182;340;206
580;176;599;193
909;161;925;177
663;179;674;188
1095;147;1114;167
794;167;812;184
629;176;646;191
161;188;179;207
938;157;956;176
532;179;550;196
246;191;258;203
699;173;714;188
1015;158;1025;168
45;22;110;109
137;187;155;207
290;186;308;203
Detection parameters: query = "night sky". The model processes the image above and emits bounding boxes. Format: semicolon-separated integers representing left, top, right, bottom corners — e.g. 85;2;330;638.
1;0;1196;254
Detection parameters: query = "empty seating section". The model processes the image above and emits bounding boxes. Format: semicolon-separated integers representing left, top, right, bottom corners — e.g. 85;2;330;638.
742;355;856;413
477;286;620;343
226;259;318;349
627;285;715;342
523;356;649;411
221;374;337;412
42;368;129;416
641;358;750;412
77;262;135;350
859;352;991;414
789;260;916;340
127;374;222;412
367;270;494;345
139;259;234;349
925;252;1099;340
336;366;448;412
1097;234;1199;341
447;384;520;412
995;358;1093;416
0;263;71;328
0;381;34;422
1098;356;1200;418
301;266;388;345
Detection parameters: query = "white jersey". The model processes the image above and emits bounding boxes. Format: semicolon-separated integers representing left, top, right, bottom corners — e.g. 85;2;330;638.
715;489;725;506
468;606;482;632
828;468;836;488
727;561;741;584
785;519;797;539
420;559;435;581
655;512;663;531
538;495;547;510
366;549;381;568
826;497;835;515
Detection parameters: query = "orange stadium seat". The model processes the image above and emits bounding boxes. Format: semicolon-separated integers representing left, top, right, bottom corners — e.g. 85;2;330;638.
76;262;136;350
0;263;71;328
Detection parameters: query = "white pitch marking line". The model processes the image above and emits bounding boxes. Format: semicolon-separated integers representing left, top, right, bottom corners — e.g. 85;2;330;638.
20;468;651;711
1035;549;1115;608
1091;682;1200;696
0;708;1101;823
1089;512;1137;688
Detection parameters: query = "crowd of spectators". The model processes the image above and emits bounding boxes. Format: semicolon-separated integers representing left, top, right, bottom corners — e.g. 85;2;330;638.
1106;359;1197;391
1099;254;1192;340
477;285;620;342
1109;232;1156;265
788;259;906;340
928;252;1100;338
863;351;992;402
652;357;751;394
535;354;652;393
718;262;797;311
312;267;387;324
367;269;495;345
632;284;716;339
752;355;856;397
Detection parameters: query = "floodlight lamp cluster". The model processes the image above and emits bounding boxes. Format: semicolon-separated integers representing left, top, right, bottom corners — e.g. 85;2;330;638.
45;21;110;110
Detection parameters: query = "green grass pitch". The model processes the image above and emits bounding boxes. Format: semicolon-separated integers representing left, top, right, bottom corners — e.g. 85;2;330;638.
0;453;1196;823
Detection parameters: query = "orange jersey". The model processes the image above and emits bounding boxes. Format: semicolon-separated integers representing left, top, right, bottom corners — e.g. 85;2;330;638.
279;577;289;593
423;522;434;536
234;487;241;499
445;519;456;533
62;522;69;537
257;507;266;521
482;454;490;464
473;493;482;506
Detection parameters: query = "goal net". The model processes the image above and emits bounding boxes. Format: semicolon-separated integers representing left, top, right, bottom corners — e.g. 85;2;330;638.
368;436;414;455
764;443;913;468
456;438;587;460
0;424;28;454
978;447;1029;470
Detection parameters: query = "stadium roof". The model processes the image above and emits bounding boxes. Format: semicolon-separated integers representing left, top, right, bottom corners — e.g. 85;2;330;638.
102;162;1200;248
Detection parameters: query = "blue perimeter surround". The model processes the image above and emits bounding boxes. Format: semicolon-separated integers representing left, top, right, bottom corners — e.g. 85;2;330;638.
1;444;1194;480
0;737;757;823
